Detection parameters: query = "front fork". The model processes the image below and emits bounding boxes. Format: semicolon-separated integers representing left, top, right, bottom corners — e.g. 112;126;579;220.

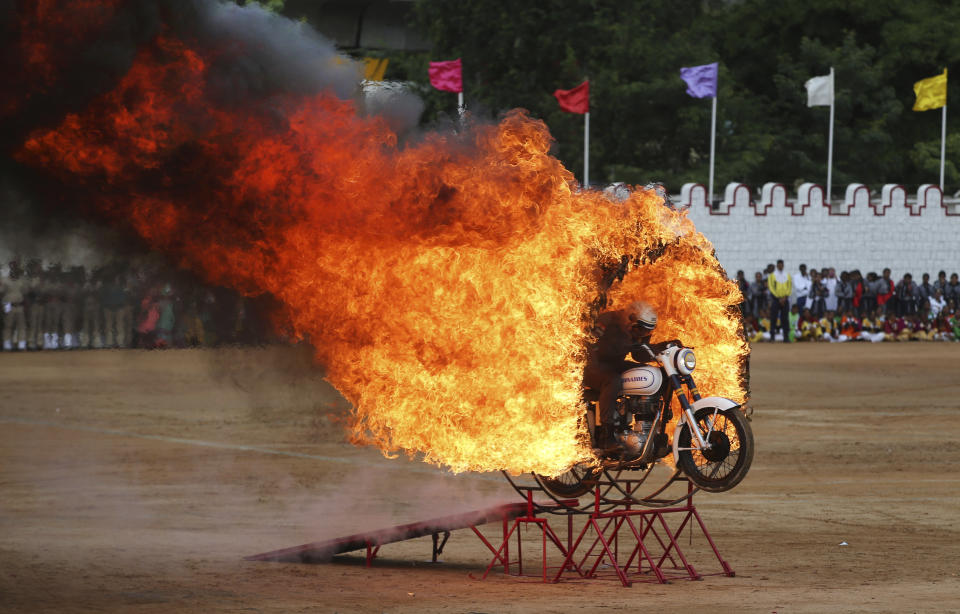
671;373;717;451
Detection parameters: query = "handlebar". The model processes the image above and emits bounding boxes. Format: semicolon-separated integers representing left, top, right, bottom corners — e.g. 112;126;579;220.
632;340;692;364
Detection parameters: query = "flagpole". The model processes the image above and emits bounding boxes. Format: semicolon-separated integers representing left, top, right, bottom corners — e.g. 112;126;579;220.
827;67;835;202
458;91;464;117
708;96;717;204
940;102;947;191
584;111;590;188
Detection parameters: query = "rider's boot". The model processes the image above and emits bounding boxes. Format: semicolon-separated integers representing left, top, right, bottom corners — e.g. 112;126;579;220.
594;421;609;448
597;423;621;454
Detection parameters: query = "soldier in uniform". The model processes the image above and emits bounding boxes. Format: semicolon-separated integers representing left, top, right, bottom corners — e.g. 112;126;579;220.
1;260;28;351
584;301;659;449
43;263;64;349
25;259;45;350
60;267;82;349
101;269;134;348
79;267;102;349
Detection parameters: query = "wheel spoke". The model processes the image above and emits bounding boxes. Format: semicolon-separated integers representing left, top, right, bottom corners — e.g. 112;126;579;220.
677;407;752;492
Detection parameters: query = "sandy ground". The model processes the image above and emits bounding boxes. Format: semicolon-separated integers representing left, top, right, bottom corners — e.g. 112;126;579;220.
1;342;958;613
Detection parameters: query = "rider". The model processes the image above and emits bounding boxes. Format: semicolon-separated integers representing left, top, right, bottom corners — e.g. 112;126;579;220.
584;301;661;449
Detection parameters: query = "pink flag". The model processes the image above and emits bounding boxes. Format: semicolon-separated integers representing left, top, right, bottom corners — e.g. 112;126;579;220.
429;58;463;93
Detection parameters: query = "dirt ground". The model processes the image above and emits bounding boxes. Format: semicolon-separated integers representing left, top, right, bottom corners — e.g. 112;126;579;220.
1;343;958;613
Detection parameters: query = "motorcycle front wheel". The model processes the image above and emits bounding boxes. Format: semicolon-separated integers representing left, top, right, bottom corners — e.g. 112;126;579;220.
677;406;754;493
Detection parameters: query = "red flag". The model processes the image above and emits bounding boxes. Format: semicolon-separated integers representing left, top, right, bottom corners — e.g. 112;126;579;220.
553;80;589;114
428;58;463;93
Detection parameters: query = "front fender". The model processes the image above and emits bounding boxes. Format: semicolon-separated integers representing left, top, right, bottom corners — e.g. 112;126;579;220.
672;397;742;465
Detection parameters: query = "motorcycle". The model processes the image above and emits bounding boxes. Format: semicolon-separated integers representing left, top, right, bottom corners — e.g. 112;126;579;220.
540;341;754;497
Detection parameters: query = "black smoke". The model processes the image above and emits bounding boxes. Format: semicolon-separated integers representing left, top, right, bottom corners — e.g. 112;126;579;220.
0;0;423;264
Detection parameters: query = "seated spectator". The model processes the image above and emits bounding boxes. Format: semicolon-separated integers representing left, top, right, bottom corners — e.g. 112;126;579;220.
798;308;821;341
911;314;935;341
757;309;772;342
929;289;947;318
861;310;886;343
744;313;766;344
839;310;861;341
931;313;951;341
822;312;843;342
819;310;838;342
883;314;911;342
788;303;800;342
948;310;960;341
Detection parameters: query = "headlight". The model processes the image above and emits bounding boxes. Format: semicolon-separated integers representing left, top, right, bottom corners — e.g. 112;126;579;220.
680;349;696;373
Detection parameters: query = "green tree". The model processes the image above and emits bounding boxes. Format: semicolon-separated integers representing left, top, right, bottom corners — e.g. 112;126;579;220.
412;0;721;187
295;0;960;193
697;0;960;191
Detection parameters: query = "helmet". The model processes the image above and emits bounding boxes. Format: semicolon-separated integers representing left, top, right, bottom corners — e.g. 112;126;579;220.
626;301;657;334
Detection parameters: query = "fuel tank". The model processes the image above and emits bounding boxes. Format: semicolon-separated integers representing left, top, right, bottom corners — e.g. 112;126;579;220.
620;365;663;397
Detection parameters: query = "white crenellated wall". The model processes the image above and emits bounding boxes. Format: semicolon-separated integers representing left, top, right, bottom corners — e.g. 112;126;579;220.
678;182;960;278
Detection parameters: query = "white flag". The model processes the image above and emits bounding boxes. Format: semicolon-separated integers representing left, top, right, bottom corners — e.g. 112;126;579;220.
805;72;834;107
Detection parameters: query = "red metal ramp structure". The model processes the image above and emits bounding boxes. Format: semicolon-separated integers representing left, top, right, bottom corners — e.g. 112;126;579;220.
245;485;734;587
244;499;577;567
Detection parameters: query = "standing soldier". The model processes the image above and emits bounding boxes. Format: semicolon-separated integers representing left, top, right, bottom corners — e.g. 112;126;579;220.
79;266;102;349
2;260;28;351
59;266;82;349
118;269;137;348
25;259;45;350
101;272;121;348
43;263;64;349
101;270;133;348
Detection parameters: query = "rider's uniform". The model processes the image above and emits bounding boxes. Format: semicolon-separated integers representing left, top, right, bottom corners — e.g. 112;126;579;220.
583;310;650;437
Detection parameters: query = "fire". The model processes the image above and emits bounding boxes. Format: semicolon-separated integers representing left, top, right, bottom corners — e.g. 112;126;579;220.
12;7;746;476
610;241;747;406
609;240;748;443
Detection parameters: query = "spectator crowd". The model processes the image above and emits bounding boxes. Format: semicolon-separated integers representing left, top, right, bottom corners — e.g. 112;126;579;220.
1;258;276;352
6;254;959;352
735;262;960;343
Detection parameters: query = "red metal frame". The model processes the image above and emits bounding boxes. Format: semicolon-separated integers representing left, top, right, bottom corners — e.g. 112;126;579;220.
474;490;580;582
246;480;733;589
476;482;733;587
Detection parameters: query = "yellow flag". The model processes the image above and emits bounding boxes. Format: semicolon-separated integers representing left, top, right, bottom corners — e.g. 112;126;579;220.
913;69;947;111
363;58;389;82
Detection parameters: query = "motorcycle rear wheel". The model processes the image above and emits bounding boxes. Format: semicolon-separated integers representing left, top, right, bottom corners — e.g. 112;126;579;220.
537;463;599;498
677;406;754;493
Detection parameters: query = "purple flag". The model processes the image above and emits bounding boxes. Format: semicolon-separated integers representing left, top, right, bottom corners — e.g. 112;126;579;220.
680;62;718;98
